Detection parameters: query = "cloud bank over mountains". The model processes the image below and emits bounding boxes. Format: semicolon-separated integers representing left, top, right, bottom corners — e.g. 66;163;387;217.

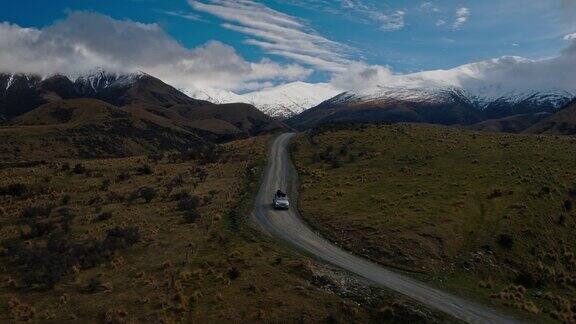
333;38;576;95
0;11;309;91
0;4;575;97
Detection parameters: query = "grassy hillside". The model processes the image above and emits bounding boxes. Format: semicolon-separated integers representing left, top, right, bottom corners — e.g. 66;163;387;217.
0;99;209;160
0;133;455;323
293;124;576;322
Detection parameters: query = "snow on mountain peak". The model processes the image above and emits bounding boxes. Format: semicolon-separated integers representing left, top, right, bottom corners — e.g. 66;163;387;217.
187;82;342;118
71;69;145;95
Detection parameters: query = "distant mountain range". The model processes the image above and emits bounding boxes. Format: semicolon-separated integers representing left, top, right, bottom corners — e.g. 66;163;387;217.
2;68;576;148
286;85;575;133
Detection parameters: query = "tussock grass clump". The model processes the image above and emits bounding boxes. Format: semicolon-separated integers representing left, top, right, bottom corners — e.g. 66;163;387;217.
72;163;87;175
102;308;129;324
96;211;113;222
7;296;36;321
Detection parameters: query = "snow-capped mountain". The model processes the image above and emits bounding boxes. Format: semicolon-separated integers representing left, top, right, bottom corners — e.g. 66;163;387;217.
185;87;243;105
323;54;575;117
240;82;341;118
326;85;574;112
288;83;575;130
187;81;341;119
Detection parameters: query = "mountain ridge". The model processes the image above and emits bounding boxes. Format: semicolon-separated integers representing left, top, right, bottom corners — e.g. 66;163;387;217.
287;85;575;131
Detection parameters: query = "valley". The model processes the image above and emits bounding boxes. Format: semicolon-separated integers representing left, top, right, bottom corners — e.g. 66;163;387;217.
0;71;456;323
2;3;576;323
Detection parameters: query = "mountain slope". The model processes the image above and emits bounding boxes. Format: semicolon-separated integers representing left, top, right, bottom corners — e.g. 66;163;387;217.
75;70;210;108
1;98;209;160
123;101;288;143
524;101;576;135
0;73;46;120
1;70;287;145
468;113;551;133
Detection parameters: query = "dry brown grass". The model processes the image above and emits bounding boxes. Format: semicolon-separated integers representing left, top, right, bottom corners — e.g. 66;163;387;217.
0;134;418;323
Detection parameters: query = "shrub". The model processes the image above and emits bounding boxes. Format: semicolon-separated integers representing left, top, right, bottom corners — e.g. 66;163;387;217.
515;271;544;288
60;162;71;172
21;205;53;219
96;211;113;222
104;227;141;249
228;267;241;280
177;194;202;223
129;187;156;203
564;200;573;212
167;174;185;191
172;191;190;201
116;172;131;182
73;163;87;175
57;208;74;233
339;144;349;156
183;209;201;223
497;234;514;249
136;164;153;175
0;183;27;197
148;153;163;163
195;167;208;182
60;194;71;206
100;179;111;191
488;189;504;199
177;195;200;211
107;191;125;203
19;208;74;239
568;186;576;198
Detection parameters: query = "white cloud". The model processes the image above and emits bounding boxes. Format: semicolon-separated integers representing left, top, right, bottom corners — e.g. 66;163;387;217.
330;62;394;91
371;10;406;31
339;0;406;31
0;12;310;91
189;0;353;72
272;0;406;32
436;19;446;26
159;10;206;22
453;7;470;29
419;2;440;13
564;33;576;41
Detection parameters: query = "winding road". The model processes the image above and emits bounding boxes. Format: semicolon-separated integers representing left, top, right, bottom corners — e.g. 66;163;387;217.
251;133;521;324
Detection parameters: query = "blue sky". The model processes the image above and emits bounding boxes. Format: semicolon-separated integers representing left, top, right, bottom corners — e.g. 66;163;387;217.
1;0;575;90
